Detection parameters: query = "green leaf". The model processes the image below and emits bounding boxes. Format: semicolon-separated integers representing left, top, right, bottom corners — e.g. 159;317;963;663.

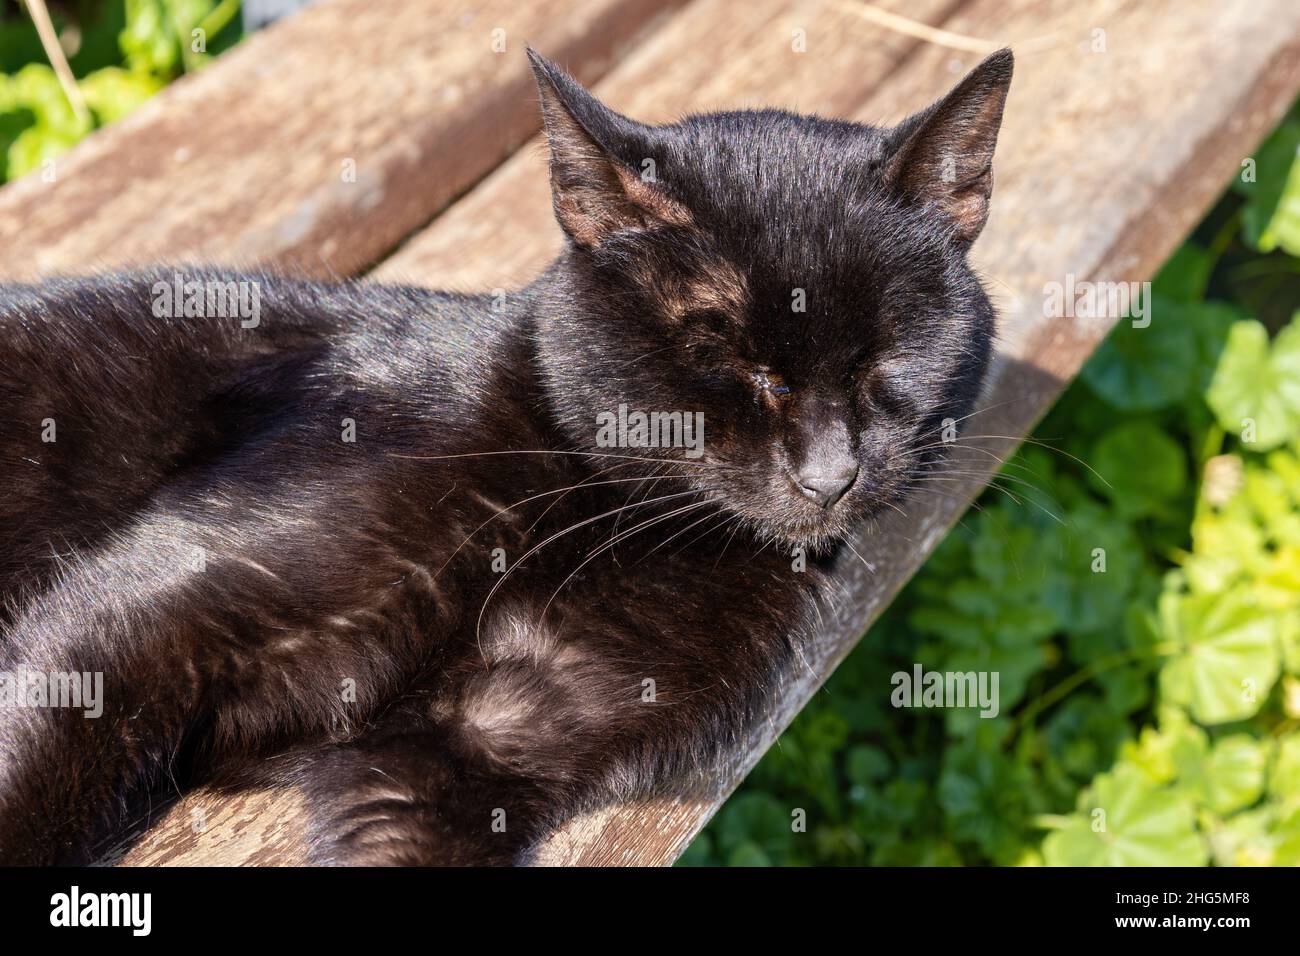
1275;806;1300;865
1176;734;1269;815
120;0;181;77
1119;708;1198;785
79;67;164;125
1187;300;1250;396
713;793;796;863
1239;117;1300;256
939;744;1041;862
1088;421;1187;518
844;745;892;787
1207;805;1281;866
725;841;773;867
673;832;715;866
1151;243;1213;303
6;122;82;181
1206;320;1300;451
1082;298;1198;411
1271;734;1300;804
1272;317;1300;411
1044;696;1132;780
1052;505;1148;640
9;63;86;133
907;605;984;646
1158;588;1281;725
1042;764;1207;866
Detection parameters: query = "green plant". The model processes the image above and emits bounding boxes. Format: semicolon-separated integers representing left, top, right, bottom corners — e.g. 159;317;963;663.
685;100;1300;868
0;0;241;182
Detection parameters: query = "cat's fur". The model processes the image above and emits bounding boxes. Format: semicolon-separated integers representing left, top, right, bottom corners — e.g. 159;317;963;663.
0;49;1011;865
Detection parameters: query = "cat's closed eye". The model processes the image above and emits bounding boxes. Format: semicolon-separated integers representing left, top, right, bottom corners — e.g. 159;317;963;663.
683;308;732;335
861;364;912;416
753;370;790;396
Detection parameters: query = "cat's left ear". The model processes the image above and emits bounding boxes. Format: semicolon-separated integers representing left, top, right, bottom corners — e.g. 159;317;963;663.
527;48;691;248
882;49;1014;245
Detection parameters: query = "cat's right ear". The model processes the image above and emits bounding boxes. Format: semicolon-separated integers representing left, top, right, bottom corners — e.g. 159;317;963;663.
527;49;691;249
881;49;1014;245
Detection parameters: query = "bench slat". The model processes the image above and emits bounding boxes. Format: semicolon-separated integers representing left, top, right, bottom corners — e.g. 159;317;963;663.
0;0;685;282
373;0;965;287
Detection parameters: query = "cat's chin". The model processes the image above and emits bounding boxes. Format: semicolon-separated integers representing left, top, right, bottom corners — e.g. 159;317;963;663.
740;509;865;555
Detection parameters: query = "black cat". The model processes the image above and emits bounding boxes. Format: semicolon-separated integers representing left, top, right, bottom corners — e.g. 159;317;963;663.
0;48;1011;865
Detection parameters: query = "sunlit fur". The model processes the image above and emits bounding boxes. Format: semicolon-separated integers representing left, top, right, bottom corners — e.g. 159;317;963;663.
532;51;1006;551
0;51;1010;865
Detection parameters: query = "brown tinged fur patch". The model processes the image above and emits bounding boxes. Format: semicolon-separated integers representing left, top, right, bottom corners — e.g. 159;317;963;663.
636;252;751;324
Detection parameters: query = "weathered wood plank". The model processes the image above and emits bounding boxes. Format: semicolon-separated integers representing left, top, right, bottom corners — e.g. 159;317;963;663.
535;0;1300;865
113;0;1300;865
112;786;310;866
0;0;686;282
373;0;966;287
114;0;964;866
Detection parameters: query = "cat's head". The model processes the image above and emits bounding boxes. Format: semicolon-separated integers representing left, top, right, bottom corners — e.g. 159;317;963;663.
529;49;1012;549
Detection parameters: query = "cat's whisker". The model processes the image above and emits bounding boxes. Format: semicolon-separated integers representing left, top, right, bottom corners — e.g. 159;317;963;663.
611;343;682;370
938;393;1039;429
910;463;1052;497
526;459;646;534
536;498;721;627
473;487;711;659
930;434;1110;488
905;472;1066;525
712;514;746;571
888;438;1007;463
643;504;732;563
842;538;877;576
436;472;690;581
889;442;1066;503
906;472;1026;505
878;497;910;521
900;482;1028;576
609;462;674;545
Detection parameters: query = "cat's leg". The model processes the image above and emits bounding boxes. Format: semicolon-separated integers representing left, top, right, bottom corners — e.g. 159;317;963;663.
0;476;441;864
301;719;551;866
304;594;802;866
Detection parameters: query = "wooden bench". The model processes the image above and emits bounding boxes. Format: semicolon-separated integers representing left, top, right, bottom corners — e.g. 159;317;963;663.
4;0;1298;865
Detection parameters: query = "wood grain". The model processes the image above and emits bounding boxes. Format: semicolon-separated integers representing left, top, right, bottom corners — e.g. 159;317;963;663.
106;0;1300;865
373;0;966;286
0;0;687;282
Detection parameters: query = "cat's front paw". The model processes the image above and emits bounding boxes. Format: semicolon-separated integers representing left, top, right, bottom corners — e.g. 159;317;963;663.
302;739;543;867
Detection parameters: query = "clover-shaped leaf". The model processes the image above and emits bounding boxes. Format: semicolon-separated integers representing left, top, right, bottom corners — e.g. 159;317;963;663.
1043;764;1206;866
1158;589;1281;725
1239;118;1300;256
1088;421;1187;518
1207;320;1300;451
1271;734;1300;804
1082;298;1198;411
1176;734;1269;815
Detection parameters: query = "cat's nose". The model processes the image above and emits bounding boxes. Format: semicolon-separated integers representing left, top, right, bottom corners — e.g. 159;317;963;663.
792;463;859;508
